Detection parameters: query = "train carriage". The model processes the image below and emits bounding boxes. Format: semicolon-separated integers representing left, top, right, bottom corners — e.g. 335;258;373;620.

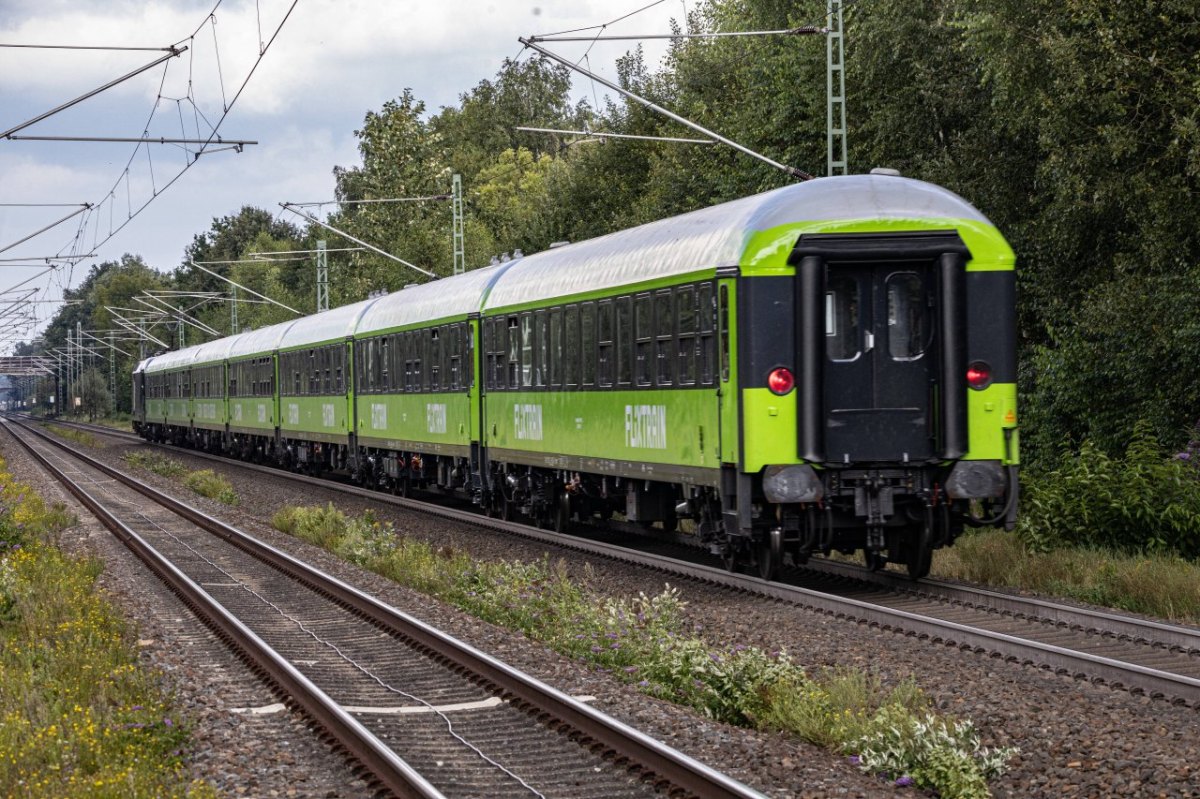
225;320;294;459
187;336;237;450
351;265;510;494
478;216;729;529
140;347;198;442
275;299;376;472
475;174;1018;578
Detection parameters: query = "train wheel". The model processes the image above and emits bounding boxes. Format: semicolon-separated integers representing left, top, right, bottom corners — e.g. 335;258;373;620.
905;524;933;581
757;528;783;581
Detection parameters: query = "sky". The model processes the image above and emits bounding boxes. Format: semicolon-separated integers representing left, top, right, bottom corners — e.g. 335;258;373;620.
0;0;691;353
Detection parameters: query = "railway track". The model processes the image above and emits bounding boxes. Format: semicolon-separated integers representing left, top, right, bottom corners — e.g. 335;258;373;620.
39;416;1200;706
3;416;764;799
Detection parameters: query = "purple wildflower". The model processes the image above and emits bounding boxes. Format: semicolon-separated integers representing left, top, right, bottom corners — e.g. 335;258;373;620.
848;756;861;765
895;776;914;787
638;680;649;687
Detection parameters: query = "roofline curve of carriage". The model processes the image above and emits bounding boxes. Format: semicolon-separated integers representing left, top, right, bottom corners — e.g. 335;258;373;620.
479;174;998;310
136;173;1001;374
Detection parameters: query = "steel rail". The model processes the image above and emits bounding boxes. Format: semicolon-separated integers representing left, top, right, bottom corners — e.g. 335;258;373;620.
0;419;445;799
800;557;1200;653
43;418;1200;653
10;417;766;799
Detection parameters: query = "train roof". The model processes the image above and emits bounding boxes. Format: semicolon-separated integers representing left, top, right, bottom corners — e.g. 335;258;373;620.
223;318;298;361
354;262;512;335
482;174;990;309
275;296;379;351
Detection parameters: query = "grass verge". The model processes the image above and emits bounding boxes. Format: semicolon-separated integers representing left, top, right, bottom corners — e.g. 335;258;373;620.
43;423;99;449
934;528;1200;622
123;453;238;506
0;459;212;797
273;503;1017;798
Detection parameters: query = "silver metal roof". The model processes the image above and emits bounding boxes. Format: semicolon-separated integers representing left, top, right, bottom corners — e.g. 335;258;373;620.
354;262;511;335
276;297;380;351
223;318;299;361
482;174;990;310
142;345;202;372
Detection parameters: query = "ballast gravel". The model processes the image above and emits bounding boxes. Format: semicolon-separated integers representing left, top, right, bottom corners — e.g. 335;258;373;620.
8;429;1200;798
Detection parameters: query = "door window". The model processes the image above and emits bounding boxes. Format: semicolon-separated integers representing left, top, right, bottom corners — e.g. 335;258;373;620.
886;273;929;360
826;277;860;361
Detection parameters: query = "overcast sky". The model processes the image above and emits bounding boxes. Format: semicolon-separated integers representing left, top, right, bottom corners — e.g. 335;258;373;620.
0;0;688;353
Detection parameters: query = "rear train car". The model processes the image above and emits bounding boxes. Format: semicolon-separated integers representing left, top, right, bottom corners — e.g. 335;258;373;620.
474;174;1018;579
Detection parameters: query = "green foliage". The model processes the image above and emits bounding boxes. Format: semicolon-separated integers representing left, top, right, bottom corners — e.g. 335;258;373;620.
124;451;187;478
852;706;1016;799
1018;423;1200;556
0;459;201;797
43;424;99;449
75;368;112;422
123;453;237;505
938;528;1200;621
182;470;238;506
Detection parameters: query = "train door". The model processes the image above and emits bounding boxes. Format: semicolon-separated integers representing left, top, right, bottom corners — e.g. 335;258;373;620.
794;232;969;467
824;264;934;463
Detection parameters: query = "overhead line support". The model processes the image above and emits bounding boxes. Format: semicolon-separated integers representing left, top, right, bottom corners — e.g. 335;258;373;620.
518;37;812;181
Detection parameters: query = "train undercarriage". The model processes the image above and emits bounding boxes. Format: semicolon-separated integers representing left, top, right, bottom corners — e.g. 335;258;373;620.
136;421;1010;581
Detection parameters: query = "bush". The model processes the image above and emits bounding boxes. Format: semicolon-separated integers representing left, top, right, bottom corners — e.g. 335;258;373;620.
182;470;238;505
1018;422;1200;557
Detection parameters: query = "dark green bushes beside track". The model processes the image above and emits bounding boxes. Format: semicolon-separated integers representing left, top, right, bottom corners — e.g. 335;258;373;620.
1016;424;1200;558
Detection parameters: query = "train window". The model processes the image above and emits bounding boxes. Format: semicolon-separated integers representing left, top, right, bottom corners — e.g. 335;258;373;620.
564;305;579;388
507;316;520;388
534;310;548;388
549;308;562;388
465;323;475;389
597;300;613;387
676;287;696;385
699;283;716;385
519;313;533;388
718;284;731;382
826;276;860;361
656;290;673;386
429;328;441;391
616;296;632;386
887;273;929;360
634;294;653;387
449;325;461;390
582;302;597;387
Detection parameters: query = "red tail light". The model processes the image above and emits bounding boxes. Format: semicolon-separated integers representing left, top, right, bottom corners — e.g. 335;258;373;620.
768;367;795;395
966;362;992;389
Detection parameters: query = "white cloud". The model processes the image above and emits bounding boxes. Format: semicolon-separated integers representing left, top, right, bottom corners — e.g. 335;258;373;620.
0;0;687;351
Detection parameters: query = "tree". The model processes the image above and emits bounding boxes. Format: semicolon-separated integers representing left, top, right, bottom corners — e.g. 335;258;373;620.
77;368;112;421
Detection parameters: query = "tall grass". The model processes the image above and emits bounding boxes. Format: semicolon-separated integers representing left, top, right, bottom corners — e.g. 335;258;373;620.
936;529;1200;621
274;503;1017;798
0;460;211;797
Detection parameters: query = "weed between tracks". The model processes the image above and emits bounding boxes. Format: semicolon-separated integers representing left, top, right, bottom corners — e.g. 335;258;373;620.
0;457;212;797
273;503;1018;798
123;452;238;506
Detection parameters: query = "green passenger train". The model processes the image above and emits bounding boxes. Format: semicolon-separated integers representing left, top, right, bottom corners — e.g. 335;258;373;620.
133;173;1019;580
